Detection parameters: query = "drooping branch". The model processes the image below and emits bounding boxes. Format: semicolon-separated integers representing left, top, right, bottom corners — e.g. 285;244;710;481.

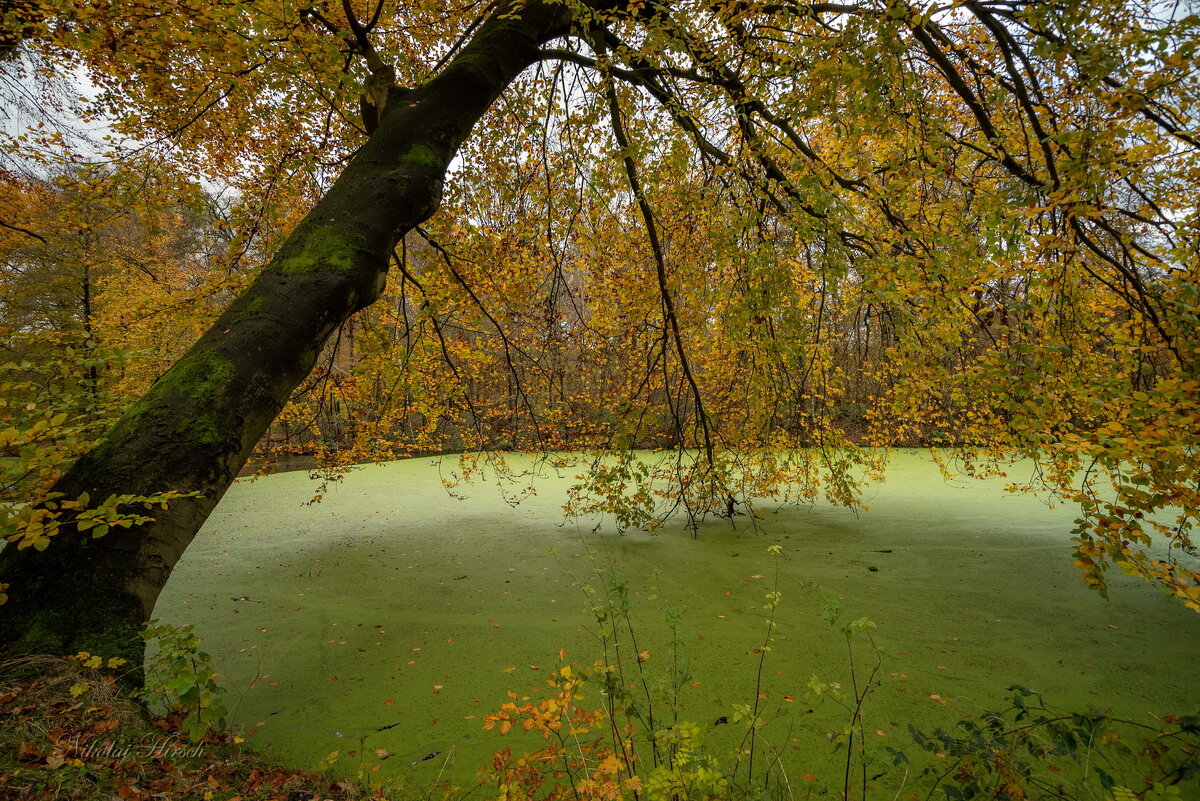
598;39;718;481
415;225;552;450
538;45;734;167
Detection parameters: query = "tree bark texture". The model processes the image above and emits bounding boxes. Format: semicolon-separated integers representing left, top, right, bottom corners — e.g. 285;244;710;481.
0;0;577;668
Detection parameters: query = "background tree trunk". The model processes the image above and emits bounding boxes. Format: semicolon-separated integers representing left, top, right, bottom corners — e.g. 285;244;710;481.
0;0;574;670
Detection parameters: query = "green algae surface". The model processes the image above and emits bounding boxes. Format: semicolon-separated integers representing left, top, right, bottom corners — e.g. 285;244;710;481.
154;451;1200;794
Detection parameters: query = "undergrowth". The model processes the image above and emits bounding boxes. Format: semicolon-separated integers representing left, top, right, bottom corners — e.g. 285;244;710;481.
477;543;1200;801
0;655;383;800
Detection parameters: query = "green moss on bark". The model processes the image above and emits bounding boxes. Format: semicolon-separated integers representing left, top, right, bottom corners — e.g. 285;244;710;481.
159;354;234;446
229;294;265;324
275;226;359;276
402;144;443;169
102;351;235;452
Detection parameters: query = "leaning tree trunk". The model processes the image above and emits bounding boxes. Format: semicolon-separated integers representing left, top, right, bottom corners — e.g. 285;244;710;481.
0;0;576;671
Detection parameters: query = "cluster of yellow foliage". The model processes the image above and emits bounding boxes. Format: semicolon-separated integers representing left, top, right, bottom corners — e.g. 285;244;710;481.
484;659;732;801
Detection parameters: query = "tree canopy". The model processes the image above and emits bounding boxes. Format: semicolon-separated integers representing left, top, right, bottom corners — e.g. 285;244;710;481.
0;0;1197;660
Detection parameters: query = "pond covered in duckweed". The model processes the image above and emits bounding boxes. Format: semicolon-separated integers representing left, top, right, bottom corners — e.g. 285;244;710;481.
154;450;1199;796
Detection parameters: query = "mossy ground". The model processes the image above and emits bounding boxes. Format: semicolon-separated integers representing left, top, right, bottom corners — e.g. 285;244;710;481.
147;451;1200;796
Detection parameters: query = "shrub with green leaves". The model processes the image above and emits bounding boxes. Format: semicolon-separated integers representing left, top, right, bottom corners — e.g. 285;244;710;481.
909;686;1199;800
139;622;228;742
